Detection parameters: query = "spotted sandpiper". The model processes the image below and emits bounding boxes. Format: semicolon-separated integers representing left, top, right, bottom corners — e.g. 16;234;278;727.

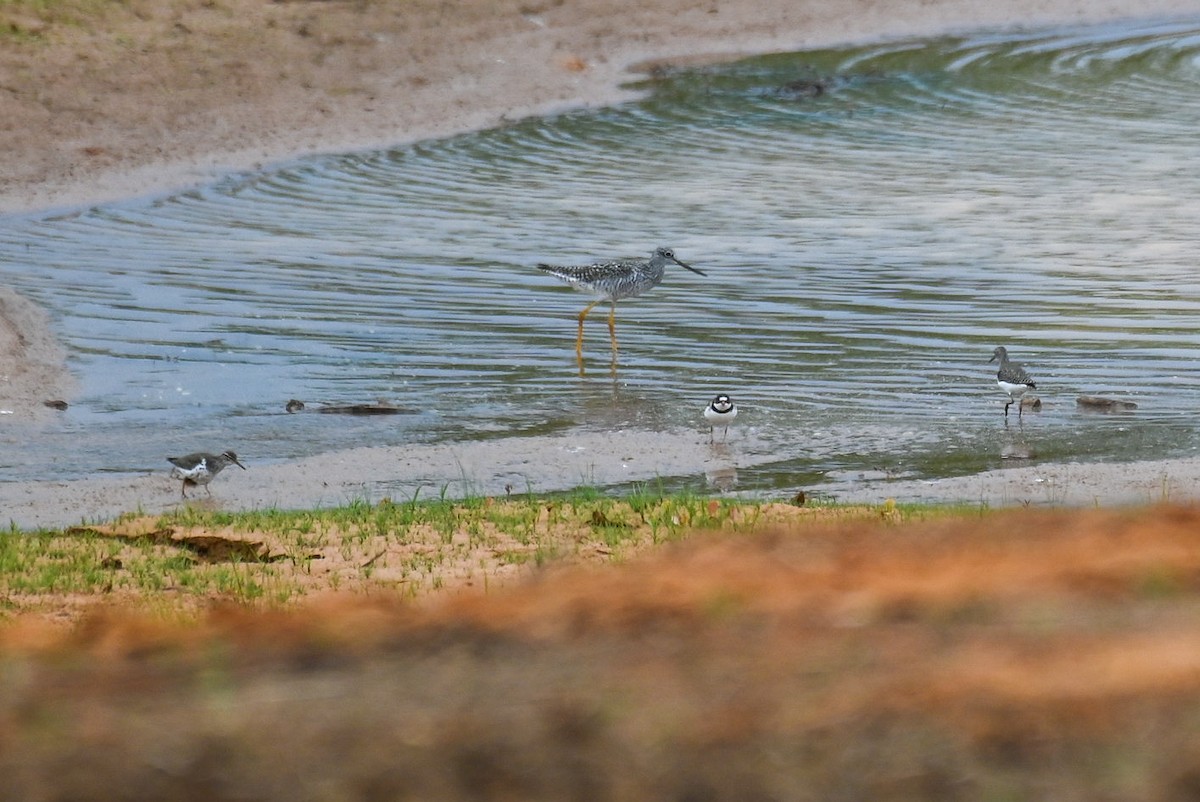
989;346;1038;418
167;450;246;498
704;393;738;442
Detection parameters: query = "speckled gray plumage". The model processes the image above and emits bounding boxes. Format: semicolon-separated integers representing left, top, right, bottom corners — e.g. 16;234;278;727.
537;247;705;301
990;346;1036;388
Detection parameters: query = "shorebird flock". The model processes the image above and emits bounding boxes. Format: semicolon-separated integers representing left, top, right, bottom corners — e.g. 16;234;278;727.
166;246;1047;497
535;244;1044;431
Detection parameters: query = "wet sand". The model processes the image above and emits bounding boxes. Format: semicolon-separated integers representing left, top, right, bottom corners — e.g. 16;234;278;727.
4;0;1200;526
1;429;743;530
6;425;1200;530
819;453;1200;507
0;288;75;423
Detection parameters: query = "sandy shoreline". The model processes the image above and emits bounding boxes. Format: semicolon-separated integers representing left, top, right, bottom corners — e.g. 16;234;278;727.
4;0;1200;526
1;428;741;529
6;428;1200;530
6;0;1200;215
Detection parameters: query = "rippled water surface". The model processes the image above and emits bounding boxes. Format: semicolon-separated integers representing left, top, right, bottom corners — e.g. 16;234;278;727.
4;16;1200;489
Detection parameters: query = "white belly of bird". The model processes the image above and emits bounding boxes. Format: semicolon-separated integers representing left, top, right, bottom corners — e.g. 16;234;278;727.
705;407;738;425
171;461;213;484
997;380;1030;400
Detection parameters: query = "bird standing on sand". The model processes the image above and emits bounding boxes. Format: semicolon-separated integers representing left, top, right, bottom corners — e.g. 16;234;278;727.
989;346;1037;418
704;393;738;443
536;247;706;366
168;450;246;498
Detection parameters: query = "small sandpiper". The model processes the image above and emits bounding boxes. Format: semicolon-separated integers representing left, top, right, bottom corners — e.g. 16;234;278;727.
168;450;246;498
989;346;1037;418
704;394;738;442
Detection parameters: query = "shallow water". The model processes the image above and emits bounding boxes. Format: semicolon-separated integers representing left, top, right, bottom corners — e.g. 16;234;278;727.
4;15;1200;492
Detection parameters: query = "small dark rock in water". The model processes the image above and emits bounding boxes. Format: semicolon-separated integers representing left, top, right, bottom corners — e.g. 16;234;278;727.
1020;396;1042;410
1076;396;1138;412
315;403;409;415
774;69;884;101
285;399;306;413
780;78;829;98
43;399;68;411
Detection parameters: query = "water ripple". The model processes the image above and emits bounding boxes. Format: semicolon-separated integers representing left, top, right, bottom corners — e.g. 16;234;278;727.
3;16;1200;484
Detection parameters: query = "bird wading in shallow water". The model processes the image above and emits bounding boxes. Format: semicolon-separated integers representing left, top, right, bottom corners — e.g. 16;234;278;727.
536;247;706;369
989;346;1038;419
704;393;738;443
168;450;246;498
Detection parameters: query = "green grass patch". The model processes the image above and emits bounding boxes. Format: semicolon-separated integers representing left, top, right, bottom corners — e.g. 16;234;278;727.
0;489;988;621
0;0;120;42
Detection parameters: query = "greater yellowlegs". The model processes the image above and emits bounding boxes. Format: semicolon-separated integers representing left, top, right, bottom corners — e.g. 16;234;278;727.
704;393;738;442
989;346;1037;418
537;247;706;363
168;450;246;498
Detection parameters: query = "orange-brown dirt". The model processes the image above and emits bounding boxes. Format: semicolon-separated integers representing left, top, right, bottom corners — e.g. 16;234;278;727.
5;504;1200;800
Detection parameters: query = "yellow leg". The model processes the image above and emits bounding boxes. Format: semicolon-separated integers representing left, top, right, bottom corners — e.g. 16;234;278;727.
576;300;601;362
607;303;618;357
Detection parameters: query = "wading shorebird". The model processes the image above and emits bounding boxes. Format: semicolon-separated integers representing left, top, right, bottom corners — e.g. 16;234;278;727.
989;346;1038;419
704;393;738;443
536;247;706;366
168;450;246;498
